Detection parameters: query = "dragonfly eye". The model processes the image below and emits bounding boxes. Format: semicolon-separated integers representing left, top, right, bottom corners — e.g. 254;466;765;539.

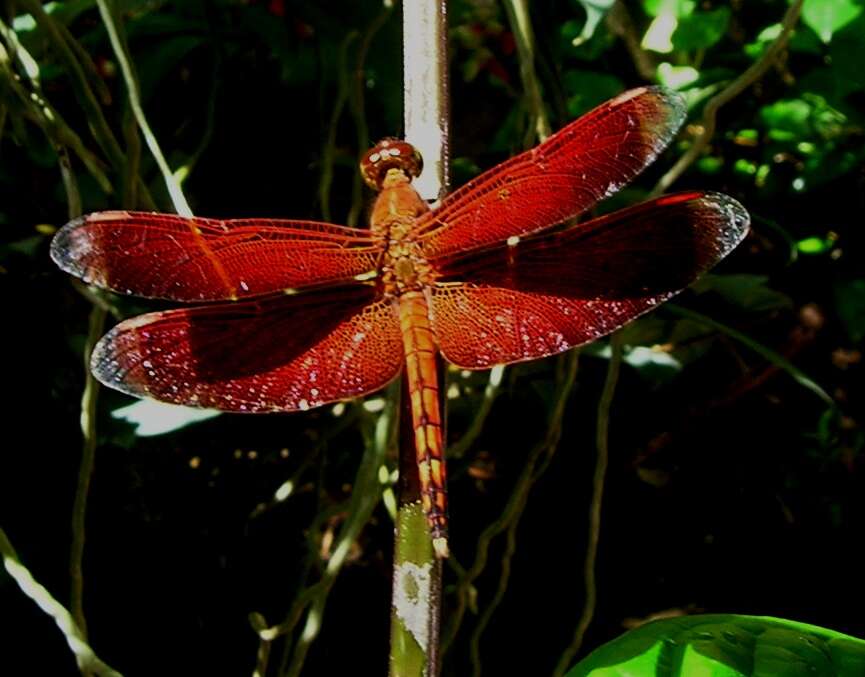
360;138;424;190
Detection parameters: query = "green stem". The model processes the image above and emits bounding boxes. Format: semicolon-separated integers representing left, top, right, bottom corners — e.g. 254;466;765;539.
443;351;580;657
1;527;124;677
502;0;550;143
650;0;804;196
95;0;191;215
282;401;393;677
553;334;623;675
69;299;106;642
665;304;833;406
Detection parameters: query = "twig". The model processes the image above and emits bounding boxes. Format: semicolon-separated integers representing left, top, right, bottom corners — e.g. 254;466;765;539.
553;334;623;675
650;0;804;196
318;31;359;223
70;303;106;640
442;352;579;657
605;1;657;82
465;353;579;675
346;6;394;227
249;397;395;677
96;0;191;215
664;304;833;406
448;365;505;460
502;0;550;143
1;527;124;677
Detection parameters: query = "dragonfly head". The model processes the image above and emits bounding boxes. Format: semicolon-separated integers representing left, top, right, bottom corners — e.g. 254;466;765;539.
361;138;423;190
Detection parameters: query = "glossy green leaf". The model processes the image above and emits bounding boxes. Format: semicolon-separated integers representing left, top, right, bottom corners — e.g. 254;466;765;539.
801;0;863;43
572;0;616;45
830;13;865;92
692;274;793;313
562;70;624;117
566;614;865;676
797;236;833;255
672;7;730;51
835;279;865;343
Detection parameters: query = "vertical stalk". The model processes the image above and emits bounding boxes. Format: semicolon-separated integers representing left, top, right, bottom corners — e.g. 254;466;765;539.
553;334;624;675
390;1;449;675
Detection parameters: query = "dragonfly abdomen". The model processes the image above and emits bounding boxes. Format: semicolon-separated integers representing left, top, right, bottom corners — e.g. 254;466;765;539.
398;290;449;558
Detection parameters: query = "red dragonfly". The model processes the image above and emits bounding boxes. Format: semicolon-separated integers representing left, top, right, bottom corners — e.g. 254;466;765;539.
51;87;749;558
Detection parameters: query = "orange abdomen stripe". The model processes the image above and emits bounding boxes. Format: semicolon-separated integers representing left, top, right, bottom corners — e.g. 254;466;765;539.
398;290;449;557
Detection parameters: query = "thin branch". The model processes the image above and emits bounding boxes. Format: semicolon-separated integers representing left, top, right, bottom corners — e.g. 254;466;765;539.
502;0;550;143
69;304;106;640
650;0;804;196
442;352;580;656
318;31;359;223
1;527;124;677
346;6;393;227
465;354;579;675
96;0;191;215
448;365;505;460
553;334;623;675
605;1;657;82
664;304;833;406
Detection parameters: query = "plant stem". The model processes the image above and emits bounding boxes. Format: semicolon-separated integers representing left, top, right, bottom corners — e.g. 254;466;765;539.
389;1;449;675
650;0;804;196
96;0;191;215
1;527;123;677
553;334;623;675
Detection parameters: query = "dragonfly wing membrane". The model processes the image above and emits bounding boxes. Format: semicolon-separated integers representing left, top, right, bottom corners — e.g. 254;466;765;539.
431;192;750;368
92;286;403;412
51;211;379;301
418;86;687;259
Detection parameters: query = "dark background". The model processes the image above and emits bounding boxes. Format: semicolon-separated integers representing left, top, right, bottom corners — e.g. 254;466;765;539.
1;0;863;674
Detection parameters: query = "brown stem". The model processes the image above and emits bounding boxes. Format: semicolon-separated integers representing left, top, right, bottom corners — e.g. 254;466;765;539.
650;0;804;197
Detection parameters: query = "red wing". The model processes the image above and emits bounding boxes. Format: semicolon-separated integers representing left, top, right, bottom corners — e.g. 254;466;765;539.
51;211;380;301
416;86;687;260
91;285;402;412
429;192;749;368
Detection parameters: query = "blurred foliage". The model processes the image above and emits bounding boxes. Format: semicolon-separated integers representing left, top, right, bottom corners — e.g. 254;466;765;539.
1;0;863;675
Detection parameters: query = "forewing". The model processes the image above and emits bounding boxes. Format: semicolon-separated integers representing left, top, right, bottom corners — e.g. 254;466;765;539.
92;286;403;412
51;211;380;301
417;87;687;260
430;192;749;368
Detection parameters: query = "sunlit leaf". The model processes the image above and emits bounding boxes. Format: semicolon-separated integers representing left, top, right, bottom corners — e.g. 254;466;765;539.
801;0;863;43
112;400;221;437
797;236;833;255
656;62;699;89
566;614;865;676
672;6;730;51
571;0;616;45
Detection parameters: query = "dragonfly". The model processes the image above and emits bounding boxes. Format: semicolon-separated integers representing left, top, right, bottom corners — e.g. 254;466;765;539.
51;86;749;558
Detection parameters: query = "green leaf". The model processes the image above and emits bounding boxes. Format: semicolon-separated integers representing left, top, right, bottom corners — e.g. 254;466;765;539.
797;236;833;255
672;7;731;51
835;279;865;343
656;62;699;89
830;12;865;92
759;98;813;137
571;0;616;45
801;0;864;43
692;274;793;313
566;614;865;676
562;70;624;117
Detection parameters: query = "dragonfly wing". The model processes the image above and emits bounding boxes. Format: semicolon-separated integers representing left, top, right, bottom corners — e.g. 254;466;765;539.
417;86;687;260
51;211;380;301
430;192;749;368
92;285;403;412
